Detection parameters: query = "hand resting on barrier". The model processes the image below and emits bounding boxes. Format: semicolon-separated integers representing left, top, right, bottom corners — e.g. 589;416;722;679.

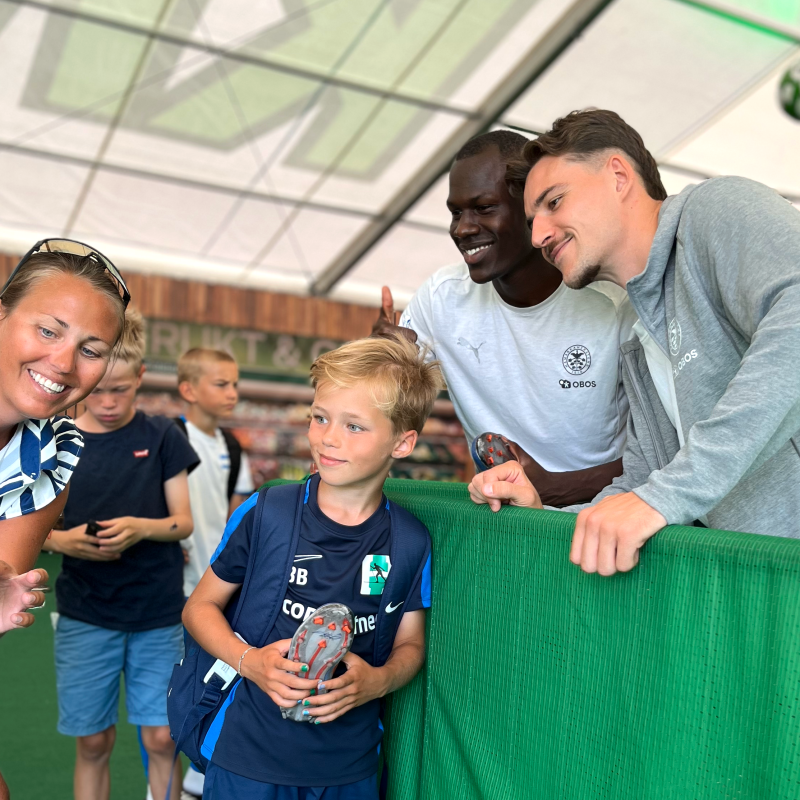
469;462;667;576
468;461;542;512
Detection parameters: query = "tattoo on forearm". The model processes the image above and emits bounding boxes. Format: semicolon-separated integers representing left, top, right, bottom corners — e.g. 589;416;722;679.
170;523;178;531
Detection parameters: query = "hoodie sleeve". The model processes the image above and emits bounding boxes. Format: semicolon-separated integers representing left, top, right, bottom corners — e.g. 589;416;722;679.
632;178;800;525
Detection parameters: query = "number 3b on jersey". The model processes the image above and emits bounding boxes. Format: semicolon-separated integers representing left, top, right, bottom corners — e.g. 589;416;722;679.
289;567;308;585
361;555;391;595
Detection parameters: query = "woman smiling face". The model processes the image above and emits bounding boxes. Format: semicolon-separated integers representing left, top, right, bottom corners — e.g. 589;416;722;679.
0;273;121;430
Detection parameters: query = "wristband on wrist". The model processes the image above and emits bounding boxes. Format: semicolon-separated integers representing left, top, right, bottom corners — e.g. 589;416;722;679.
238;646;256;674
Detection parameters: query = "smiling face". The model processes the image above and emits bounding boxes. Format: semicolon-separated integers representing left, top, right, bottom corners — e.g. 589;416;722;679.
308;381;416;490
524;154;624;289
0;273;120;427
447;147;534;284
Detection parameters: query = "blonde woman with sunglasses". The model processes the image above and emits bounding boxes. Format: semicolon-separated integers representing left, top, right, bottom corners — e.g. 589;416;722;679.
0;239;131;638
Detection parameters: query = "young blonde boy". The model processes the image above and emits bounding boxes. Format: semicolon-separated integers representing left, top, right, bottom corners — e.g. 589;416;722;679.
48;309;199;800
182;335;444;799
176;349;254;598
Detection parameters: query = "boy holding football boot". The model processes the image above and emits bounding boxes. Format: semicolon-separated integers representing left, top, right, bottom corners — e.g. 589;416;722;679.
179;335;443;799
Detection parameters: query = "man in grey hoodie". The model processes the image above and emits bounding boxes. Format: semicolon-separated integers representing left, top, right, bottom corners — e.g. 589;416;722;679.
468;109;800;576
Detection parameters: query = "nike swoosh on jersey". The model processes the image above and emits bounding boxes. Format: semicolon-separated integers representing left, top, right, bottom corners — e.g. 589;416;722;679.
293;555;323;562
385;601;404;614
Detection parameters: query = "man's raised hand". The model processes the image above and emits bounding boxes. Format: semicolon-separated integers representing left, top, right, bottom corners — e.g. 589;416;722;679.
371;286;417;344
468;461;543;512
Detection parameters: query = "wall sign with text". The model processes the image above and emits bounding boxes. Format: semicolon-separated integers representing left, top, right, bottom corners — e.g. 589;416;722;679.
143;318;342;381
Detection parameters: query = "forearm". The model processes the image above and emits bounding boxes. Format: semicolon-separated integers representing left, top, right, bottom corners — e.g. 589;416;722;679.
140;513;194;542
182;597;248;668
44;529;72;556
373;639;426;697
636;313;800;524
531;458;623;507
2;491;68;571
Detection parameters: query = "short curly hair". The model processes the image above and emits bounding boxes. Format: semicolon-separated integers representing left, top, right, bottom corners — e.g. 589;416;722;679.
454;130;529;166
506;109;667;201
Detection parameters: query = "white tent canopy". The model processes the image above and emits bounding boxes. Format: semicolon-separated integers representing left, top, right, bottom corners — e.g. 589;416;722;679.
0;0;797;308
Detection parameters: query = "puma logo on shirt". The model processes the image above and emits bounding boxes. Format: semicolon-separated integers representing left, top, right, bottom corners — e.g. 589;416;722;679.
457;337;486;362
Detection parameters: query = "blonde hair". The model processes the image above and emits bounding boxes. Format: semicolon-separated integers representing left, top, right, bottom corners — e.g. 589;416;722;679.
1;251;126;341
113;307;145;371
310;335;445;435
177;348;237;385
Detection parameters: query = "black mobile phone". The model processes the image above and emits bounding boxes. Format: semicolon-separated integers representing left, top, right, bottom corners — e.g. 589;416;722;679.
85;520;101;541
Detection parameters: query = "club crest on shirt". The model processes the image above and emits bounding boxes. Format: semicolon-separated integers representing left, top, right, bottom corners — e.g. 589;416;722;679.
361;554;391;595
668;318;682;356
562;345;591;375
133;449;149;458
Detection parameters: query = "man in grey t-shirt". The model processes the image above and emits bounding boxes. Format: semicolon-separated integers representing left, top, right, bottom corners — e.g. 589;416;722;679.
470;109;800;574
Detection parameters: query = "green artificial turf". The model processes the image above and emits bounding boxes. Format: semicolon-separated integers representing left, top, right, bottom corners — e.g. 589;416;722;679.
0;553;152;799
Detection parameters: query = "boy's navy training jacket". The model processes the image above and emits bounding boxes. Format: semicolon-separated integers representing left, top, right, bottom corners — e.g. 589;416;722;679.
168;479;432;784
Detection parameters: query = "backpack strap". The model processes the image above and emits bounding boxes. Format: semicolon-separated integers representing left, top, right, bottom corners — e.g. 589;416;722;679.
220;428;242;501
174;416;243;502
228;480;306;644
372;499;432;667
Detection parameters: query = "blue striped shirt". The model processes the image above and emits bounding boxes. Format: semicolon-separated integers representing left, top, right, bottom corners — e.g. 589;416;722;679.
0;416;83;520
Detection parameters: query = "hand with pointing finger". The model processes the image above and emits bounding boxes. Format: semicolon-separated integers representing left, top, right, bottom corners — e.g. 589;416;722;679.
371;286;417;344
468;461;542;512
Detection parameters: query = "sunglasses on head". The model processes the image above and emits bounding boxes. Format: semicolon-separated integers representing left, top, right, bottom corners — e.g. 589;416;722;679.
0;238;130;309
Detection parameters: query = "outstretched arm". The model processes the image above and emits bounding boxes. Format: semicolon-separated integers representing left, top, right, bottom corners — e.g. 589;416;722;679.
0;489;66;634
508;441;622;506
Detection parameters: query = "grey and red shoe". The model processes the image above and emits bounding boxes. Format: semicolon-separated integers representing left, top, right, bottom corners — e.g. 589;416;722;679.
281;603;354;723
470;433;519;473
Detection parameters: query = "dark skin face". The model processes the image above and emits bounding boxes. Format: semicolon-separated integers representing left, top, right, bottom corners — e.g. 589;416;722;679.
447;147;562;308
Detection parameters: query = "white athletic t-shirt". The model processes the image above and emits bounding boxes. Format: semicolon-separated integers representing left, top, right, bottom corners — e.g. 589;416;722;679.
400;263;637;472
182;421;254;596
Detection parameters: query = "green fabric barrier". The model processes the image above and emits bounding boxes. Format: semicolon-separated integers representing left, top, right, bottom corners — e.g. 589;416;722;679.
268;480;800;798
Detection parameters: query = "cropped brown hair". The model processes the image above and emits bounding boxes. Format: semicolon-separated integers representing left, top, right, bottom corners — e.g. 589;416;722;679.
506;109;667;201
310;335;445;435
177;348;237;385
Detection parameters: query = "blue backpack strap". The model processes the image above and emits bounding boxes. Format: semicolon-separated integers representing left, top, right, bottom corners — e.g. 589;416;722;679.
372;498;432;667
228;481;304;637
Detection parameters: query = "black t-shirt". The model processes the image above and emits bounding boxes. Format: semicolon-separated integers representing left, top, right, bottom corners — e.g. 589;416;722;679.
56;412;199;632
209;475;426;785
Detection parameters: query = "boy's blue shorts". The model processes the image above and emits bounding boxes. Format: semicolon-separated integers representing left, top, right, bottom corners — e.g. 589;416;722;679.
203;765;378;800
54;615;183;737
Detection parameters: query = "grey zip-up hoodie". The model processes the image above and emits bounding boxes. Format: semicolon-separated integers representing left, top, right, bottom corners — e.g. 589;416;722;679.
566;177;800;537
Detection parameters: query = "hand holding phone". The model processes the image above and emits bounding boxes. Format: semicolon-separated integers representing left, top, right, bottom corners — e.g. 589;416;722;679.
85;520;101;543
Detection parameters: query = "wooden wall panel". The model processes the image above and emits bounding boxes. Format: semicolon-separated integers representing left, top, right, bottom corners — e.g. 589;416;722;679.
0;253;376;340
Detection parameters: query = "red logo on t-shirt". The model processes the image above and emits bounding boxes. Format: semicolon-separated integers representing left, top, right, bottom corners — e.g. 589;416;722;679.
133;449;149;458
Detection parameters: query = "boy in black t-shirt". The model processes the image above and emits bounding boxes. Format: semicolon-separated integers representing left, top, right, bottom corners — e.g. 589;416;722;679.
48;310;199;800
182;335;444;799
